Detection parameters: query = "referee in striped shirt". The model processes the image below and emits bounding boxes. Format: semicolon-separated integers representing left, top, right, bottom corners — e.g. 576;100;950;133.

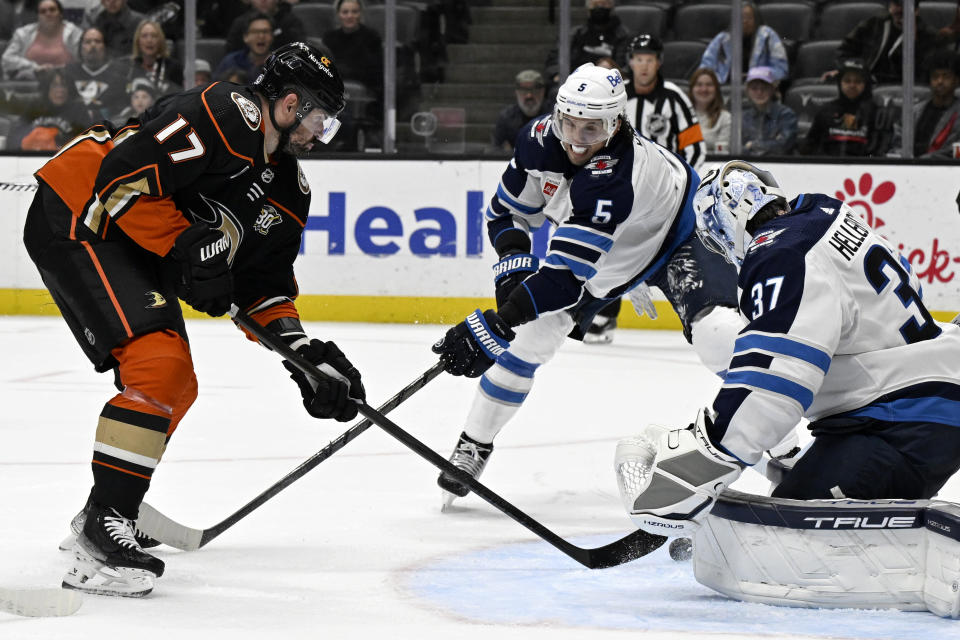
625;34;706;172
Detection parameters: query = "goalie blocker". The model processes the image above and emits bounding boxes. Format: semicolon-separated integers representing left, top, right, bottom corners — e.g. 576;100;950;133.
693;490;960;618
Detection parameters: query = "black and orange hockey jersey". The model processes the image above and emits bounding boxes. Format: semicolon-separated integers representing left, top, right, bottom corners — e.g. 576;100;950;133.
34;81;311;327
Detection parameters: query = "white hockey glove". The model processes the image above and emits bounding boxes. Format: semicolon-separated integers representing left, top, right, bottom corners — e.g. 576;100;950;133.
614;409;742;537
627;282;657;319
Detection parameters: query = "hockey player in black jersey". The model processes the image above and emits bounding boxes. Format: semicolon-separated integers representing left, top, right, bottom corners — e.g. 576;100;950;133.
23;42;366;597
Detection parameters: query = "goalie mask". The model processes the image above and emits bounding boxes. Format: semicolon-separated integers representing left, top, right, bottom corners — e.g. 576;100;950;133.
552;63;627;148
693;161;786;267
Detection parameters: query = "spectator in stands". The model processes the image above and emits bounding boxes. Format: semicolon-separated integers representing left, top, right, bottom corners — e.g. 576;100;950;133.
688;67;731;154
913;49;960;158
6;67;95;150
194;58;212;87
225;0;304;53
110;78;153;126
742;65;797;156
80;0;143;57
322;0;383;99
699;1;788;85
801;58;893;158
491;69;551;153
2;0;81;80
544;0;631;87
937;1;960;48
120;19;182;98
836;0;938;84
65;26;126;118
215;13;274;84
217;67;248;84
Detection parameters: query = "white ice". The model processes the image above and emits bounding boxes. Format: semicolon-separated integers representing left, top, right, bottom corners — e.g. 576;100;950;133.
1;317;958;639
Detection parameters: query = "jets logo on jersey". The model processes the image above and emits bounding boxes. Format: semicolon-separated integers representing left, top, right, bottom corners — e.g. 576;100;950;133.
231;91;262;130
189;194;244;265
585;155;618;175
747;228;787;254
543;181;558;197
254;205;283;236
532;117;550;147
144;291;167;308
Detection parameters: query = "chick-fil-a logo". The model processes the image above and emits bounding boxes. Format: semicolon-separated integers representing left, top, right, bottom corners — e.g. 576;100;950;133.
835;172;959;284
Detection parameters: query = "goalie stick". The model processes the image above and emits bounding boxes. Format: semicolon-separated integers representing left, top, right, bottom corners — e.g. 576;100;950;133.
0;587;82;617
231;307;667;569
137;360;446;551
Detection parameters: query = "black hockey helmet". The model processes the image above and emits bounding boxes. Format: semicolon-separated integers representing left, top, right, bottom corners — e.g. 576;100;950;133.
252;41;346;143
628;33;663;58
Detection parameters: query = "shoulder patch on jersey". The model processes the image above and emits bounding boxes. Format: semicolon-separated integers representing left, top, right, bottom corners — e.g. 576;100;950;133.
297;161;310;194
543;180;558;196
254;204;283;236
747;228;787;254
231;91;262;130
584;155;619;176
531;116;551;148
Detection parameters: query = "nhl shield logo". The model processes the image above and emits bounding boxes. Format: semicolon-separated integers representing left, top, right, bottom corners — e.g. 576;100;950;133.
231;91;262;131
645;112;669;138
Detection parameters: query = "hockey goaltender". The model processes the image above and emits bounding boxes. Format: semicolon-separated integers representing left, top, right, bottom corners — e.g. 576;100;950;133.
615;160;960;618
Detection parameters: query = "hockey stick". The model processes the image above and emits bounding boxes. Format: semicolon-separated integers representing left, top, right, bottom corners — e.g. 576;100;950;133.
137;360;446;551
0;587;82;617
232;307;667;569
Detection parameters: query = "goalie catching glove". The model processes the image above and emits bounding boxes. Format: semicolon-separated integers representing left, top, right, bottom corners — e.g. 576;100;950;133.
615;409;742;537
432;309;515;377
283;339;365;422
167;222;233;317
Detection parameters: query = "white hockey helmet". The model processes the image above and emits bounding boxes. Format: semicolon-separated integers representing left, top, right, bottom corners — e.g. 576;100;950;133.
693;160;786;267
552;63;627;147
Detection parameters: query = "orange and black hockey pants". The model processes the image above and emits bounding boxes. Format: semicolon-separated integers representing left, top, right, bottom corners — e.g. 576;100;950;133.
24;181;197;519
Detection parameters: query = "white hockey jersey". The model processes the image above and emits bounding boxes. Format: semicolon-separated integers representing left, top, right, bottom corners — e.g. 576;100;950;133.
710;193;960;465
486;114;698;315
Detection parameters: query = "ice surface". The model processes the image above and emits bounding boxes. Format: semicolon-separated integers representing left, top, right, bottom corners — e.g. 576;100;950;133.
1;317;957;638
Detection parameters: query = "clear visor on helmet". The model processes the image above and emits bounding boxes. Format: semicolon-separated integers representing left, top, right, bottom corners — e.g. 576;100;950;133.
299;107;341;144
551;111;612;147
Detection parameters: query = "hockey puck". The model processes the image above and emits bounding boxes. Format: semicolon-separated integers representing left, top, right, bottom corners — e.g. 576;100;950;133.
668;537;692;562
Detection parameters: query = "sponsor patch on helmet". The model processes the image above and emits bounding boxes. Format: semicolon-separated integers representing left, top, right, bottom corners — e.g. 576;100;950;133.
585;155;619;175
231;91;262;130
297;162;310;194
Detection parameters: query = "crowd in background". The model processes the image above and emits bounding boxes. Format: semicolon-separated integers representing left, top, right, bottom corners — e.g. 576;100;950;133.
0;0;959;159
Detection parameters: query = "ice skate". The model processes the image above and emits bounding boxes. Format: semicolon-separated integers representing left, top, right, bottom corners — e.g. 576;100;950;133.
59;501;160;551
438;432;494;510
62;502;164;598
583;315;616;344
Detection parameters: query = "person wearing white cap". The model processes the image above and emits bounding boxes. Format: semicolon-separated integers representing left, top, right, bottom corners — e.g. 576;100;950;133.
742;65;797;156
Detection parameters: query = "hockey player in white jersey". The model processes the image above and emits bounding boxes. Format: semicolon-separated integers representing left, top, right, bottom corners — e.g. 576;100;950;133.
615;159;960;538
430;63;744;507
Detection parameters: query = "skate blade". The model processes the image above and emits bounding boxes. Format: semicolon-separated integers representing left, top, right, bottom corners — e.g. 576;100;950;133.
441;490;458;512
62;546;155;598
58;532;77;551
583;332;613;345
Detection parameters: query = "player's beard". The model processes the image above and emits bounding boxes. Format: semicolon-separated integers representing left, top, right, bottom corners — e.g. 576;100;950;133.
282;137;314;156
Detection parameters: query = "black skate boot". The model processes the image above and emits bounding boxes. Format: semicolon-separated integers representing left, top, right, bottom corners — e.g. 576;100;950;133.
583;315;617;344
438;432;494;510
62;501;165;597
59;498;160;551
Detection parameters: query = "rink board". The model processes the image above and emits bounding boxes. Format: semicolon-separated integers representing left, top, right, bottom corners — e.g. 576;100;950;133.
1;155;958;325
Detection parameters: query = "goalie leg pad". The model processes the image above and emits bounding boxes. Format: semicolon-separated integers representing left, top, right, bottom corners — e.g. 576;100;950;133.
924;502;960;618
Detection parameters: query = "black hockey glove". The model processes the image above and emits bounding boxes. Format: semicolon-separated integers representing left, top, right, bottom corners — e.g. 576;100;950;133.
432;309;515;378
283;339;366;422
493;252;539;308
168;222;233;317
